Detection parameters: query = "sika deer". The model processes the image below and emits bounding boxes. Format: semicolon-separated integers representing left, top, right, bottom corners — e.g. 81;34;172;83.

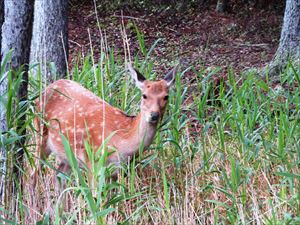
33;64;178;181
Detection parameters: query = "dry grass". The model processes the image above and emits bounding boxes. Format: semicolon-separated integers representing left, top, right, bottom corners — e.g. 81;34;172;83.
13;130;299;224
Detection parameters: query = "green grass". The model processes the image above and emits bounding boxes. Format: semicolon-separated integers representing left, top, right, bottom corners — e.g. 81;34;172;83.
0;32;300;224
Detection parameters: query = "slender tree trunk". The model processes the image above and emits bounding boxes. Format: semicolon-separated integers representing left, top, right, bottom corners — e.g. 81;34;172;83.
216;0;228;12
269;0;300;76
0;0;4;206
30;0;69;81
0;0;34;205
0;0;4;63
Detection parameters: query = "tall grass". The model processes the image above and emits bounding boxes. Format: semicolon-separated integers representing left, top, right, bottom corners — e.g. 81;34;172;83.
0;28;300;224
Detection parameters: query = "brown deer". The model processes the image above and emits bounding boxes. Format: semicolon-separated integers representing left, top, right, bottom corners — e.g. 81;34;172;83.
33;64;178;181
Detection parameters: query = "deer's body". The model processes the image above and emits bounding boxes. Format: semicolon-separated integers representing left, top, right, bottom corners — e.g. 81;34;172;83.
34;64;177;178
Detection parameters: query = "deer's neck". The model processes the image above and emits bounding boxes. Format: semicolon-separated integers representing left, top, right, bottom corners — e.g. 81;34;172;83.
117;112;157;158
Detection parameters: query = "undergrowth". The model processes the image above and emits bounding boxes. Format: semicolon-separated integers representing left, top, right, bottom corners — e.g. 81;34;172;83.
0;26;299;225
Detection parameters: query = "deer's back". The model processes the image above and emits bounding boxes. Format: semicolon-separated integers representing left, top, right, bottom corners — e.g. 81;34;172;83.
36;79;135;162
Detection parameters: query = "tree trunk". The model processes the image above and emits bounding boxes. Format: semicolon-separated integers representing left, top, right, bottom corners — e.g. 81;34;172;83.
269;0;300;76
0;0;4;63
216;0;228;12
0;0;34;205
30;0;69;82
0;0;5;203
1;1;33;71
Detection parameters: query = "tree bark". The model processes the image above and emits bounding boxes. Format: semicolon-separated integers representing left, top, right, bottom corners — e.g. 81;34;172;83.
1;0;34;71
0;0;4;63
30;0;69;81
0;0;34;205
269;0;300;76
216;0;228;12
0;0;5;205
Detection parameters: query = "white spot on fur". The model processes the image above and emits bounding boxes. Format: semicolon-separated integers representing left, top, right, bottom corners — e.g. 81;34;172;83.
76;128;84;133
51;124;59;129
65;126;72;131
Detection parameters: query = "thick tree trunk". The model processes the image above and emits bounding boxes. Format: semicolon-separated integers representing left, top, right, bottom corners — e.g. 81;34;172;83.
0;0;34;205
1;1;33;70
30;0;69;81
269;0;300;76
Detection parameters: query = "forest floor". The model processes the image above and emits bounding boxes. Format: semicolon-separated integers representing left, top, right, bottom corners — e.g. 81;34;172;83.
68;2;284;75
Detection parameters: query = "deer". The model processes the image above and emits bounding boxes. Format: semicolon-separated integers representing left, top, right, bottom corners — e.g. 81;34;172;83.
32;64;178;184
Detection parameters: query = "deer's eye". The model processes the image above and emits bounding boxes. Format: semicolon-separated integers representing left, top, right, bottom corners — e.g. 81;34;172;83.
164;95;169;101
143;94;147;99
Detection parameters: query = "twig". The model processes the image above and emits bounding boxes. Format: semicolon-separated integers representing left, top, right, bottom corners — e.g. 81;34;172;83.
234;42;270;49
69;39;82;48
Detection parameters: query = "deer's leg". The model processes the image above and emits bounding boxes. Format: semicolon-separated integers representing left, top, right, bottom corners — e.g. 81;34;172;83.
54;161;71;191
57;162;71;174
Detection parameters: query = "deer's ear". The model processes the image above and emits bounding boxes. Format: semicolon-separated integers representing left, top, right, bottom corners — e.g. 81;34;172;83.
164;64;179;87
128;64;146;90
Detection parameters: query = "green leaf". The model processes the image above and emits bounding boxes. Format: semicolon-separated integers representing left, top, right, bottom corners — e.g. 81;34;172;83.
276;172;300;180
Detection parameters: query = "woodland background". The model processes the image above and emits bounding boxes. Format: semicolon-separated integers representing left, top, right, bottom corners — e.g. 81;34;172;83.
0;0;299;224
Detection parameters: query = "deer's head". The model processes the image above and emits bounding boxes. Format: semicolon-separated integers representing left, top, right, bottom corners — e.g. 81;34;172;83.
128;64;179;124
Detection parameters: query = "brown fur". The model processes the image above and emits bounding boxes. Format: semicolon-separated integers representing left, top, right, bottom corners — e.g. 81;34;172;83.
33;77;172;182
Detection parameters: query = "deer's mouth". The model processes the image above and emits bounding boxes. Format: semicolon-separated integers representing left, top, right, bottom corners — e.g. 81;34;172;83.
149;119;159;124
146;116;159;124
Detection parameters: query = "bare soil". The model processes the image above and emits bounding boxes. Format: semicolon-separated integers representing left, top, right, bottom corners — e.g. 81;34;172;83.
68;2;283;74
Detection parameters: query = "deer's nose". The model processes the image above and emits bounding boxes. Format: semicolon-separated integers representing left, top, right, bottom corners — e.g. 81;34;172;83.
150;112;160;122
